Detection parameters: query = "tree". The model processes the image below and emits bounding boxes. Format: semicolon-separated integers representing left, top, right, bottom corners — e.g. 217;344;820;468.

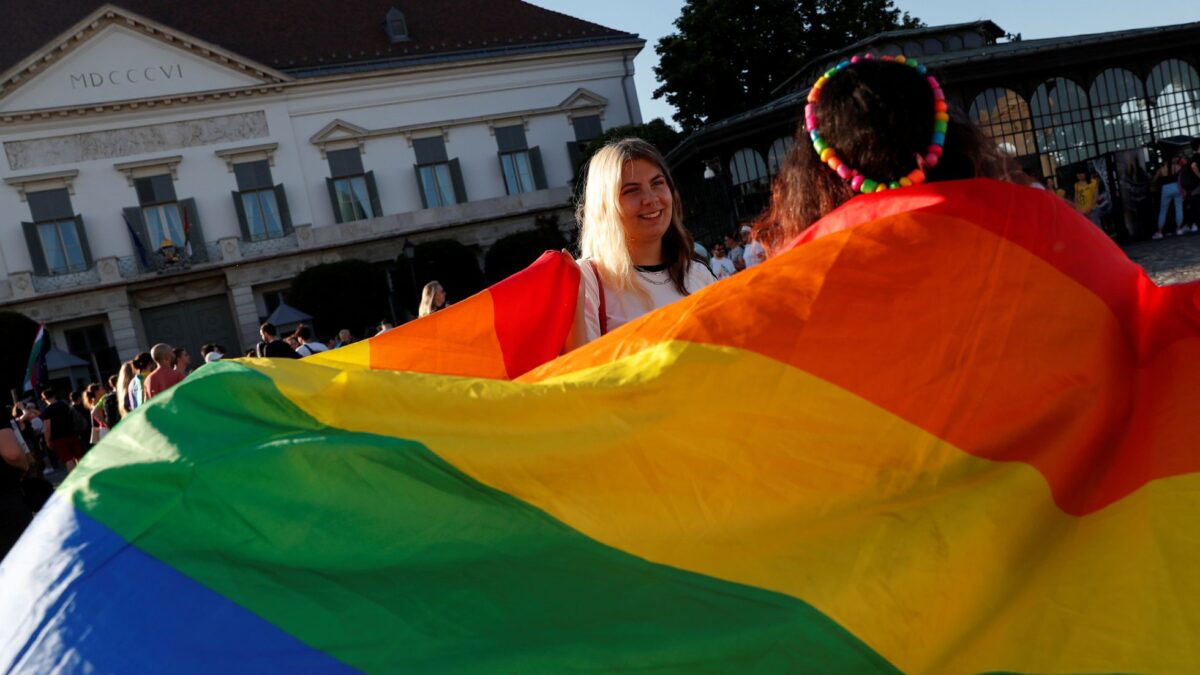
572;118;683;190
396;240;486;314
287;260;389;339
0;311;38;398
654;0;923;133
484;216;569;284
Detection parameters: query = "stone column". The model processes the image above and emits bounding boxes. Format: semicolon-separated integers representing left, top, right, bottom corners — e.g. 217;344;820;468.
107;302;141;361
229;284;261;354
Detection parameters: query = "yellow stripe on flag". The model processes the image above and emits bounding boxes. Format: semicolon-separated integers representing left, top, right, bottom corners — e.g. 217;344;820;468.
251;341;1200;673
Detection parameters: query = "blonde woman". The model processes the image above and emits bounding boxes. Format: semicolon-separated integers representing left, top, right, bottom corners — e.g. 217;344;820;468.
418;281;447;318
114;361;136;419
567;138;714;349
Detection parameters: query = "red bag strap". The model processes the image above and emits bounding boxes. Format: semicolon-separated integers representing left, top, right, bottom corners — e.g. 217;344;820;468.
586;259;608;336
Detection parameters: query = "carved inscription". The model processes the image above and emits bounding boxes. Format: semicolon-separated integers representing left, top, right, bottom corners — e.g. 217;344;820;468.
5;112;270;170
69;63;184;89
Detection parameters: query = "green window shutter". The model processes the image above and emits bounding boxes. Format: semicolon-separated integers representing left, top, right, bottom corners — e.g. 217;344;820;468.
73;215;93;267
274;185;293;234
529;146;547;190
123;206;152;271
231;191;251;240
567;141;582;172
325;177;343;224
496;153;510;195
449;158;467;204
364;170;383;218
180;198;207;262
414;165;429;209
21;221;48;276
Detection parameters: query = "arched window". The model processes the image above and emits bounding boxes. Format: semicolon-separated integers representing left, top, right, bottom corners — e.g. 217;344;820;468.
1030;77;1094;177
1148;59;1200;137
729;148;768;194
1089;68;1150;155
969;88;1036;156
766;137;794;176
922;39;943;55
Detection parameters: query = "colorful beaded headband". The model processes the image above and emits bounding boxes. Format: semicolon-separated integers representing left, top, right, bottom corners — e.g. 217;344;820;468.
804;53;948;194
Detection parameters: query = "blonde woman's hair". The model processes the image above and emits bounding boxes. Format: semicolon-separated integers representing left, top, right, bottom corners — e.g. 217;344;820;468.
115;360;136;418
576;138;694;302
418;280;445;318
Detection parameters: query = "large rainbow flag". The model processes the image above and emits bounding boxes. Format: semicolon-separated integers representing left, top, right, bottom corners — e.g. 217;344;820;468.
1;178;1197;673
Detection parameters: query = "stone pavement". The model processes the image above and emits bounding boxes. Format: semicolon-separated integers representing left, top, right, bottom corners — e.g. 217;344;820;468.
1123;233;1200;286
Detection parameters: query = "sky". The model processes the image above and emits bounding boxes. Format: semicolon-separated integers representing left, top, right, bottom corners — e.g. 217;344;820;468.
529;1;1198;129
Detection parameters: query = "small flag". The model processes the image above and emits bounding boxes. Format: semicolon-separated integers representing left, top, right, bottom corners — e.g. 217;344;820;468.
22;322;49;393
122;211;149;269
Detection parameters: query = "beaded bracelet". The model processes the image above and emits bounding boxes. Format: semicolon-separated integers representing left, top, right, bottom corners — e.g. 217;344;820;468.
804;53;948;194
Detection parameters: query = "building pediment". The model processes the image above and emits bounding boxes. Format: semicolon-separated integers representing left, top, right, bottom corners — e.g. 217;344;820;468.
0;4;290;114
558;88;608;111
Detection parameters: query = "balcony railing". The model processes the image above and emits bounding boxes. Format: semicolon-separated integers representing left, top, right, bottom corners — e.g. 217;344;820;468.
239;232;299;258
30;266;102;294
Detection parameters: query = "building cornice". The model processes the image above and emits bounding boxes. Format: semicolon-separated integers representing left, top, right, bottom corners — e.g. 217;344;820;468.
0;38;635;127
3;168;80;201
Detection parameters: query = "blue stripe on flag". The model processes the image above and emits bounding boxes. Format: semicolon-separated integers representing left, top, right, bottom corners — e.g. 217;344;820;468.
0;496;356;674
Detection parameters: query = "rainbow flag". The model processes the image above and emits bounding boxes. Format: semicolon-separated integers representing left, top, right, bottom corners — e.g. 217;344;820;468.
1;179;1197;673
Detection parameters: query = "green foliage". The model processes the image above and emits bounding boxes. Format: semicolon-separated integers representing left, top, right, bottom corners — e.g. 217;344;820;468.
396;240;486;314
484;217;569;284
572;118;683;191
654;0;922;132
287;260;389;339
0;311;38;398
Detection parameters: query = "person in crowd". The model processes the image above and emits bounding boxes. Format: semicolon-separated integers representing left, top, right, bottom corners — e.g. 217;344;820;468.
0;404;32;561
84;383;109;445
1153;159;1184;239
256;323;300;359
1044;175;1066;199
38;389;83;472
754;55;1024;253
566;137;715;349
67;390;92;454
741;223;767;268
145;343;186;400
419;281;448;318
102;375;120;429
285;335;301;350
293;325;329;357
1074;169;1101;228
709;240;737;280
1182;142;1200;233
115;361;136;418
723;233;746;271
173;347;192;375
125;352;155;413
335;329;354;348
377;321;395;335
201;344;226;363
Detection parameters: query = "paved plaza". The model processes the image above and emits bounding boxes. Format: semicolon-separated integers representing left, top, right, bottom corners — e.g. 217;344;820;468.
1124;235;1200;286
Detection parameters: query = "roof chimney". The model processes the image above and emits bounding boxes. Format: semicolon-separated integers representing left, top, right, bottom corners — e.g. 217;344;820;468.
385;7;409;44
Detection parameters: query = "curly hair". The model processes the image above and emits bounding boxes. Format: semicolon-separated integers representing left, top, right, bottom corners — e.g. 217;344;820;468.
755;60;1028;253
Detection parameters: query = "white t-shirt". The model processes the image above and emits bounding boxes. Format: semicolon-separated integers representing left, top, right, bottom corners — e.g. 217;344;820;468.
579;259;715;343
743;240;767;268
710;256;737;279
296;342;329;357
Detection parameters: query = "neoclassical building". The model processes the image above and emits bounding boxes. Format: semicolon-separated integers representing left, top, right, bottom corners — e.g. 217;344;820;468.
670;20;1200;244
0;1;643;378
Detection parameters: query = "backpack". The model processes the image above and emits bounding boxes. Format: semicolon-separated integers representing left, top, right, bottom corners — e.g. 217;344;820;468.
70;404;91;436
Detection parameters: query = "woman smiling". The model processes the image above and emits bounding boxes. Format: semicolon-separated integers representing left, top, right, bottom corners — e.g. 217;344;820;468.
566;138;714;349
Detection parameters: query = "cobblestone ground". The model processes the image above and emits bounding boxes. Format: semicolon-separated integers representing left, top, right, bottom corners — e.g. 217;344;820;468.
1123;233;1200;286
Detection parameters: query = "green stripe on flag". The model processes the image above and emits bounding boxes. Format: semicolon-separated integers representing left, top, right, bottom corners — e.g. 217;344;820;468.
65;362;899;674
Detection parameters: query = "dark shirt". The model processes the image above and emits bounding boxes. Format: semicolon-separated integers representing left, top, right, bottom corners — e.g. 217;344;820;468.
40;401;72;442
257;339;300;359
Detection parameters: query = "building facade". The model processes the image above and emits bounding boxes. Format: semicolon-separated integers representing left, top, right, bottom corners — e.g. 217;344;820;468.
0;1;642;378
669;21;1200;246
